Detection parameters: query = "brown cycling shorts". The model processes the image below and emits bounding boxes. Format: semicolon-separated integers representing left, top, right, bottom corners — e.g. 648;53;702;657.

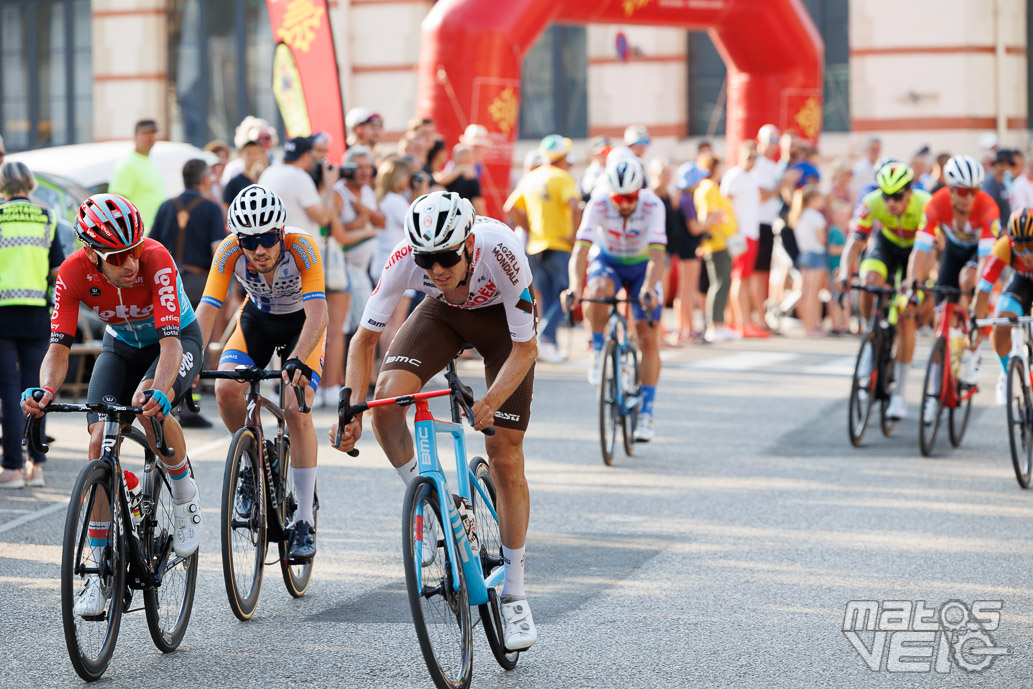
381;298;535;431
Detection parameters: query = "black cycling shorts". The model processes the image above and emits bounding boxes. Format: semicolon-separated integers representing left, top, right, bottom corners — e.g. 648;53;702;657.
86;319;204;426
935;241;978;304
1000;272;1033;317
859;232;912;285
220;300;325;388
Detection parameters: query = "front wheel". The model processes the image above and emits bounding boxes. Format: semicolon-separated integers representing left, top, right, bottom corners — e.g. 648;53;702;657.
848;333;877;446
61;460;126;682
598;338;620;466
143;456;199;652
276;436;316;597
402;478;473;689
919;337;946;457
221;427;266;620
620;344;641;457
1007;357;1033;488
949;382;974;448
469;457;519;670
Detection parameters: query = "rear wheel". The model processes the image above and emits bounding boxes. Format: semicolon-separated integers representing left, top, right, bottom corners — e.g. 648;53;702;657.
1007;356;1033;489
61;460;125;682
402;478;473;689
277;435;316;597
848;332;877;446
469;457;519;670
919;337;946;457
620;344;641;457
221;427;266;620
598;338;619;466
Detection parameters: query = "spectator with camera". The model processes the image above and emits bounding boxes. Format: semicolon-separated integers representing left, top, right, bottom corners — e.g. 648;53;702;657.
258;136;339;238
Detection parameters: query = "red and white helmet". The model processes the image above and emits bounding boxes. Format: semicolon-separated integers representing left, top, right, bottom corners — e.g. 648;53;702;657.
405;191;475;252
74;193;144;251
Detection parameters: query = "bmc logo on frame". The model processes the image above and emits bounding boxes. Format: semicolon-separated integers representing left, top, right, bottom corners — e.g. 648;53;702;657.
842;599;1011;673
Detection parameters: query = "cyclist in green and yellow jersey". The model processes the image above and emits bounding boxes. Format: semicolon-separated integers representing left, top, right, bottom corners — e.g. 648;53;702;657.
835;163;932;420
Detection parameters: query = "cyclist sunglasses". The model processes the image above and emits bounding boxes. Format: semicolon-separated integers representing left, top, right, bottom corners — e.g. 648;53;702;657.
413;246;464;270
610;192;640;205
238;231;281;251
951;187;979;198
1014;242;1033;255
95;242;144;266
881;190;908;202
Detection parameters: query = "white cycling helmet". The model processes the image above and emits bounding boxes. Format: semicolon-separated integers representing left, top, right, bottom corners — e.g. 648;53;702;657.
227;184;287;235
943;155;985;188
607;157;644;194
405;191;475;253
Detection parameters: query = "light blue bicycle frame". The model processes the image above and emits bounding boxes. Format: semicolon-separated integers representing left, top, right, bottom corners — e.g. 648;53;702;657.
411;402;504;606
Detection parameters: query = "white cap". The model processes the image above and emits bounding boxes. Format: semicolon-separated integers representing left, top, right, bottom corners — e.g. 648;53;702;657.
346;107;382;131
460;124;491;147
623;125;650;146
757;124;780;143
979;132;999;151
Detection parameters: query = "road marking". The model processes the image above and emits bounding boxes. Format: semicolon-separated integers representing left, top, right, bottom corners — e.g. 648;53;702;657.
800;356;856;377
685;351;796;372
0;501;65;535
191;437;229;458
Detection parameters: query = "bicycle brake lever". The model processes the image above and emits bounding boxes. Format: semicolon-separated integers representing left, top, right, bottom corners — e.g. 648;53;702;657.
335;387;360;457
141;391;175;458
482;426;496;436
22;411;48;455
293;383;310;414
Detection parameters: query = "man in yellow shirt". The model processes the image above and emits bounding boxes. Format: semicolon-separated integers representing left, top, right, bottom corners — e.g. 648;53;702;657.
504;134;582;363
108;120;166;229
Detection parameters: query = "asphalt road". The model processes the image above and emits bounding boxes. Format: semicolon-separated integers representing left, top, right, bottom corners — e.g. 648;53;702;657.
2;330;1032;688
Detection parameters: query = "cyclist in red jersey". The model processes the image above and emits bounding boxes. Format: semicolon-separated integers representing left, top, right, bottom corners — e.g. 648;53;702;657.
21;194;203;616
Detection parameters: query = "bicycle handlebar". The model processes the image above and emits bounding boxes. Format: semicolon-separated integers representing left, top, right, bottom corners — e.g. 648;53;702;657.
578;295;656;327
976;315;1033;327
22;391;174;458
198;367;310;413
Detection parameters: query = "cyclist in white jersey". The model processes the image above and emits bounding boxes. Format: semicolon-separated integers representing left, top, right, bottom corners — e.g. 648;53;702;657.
331;191;540;651
562;157;666;441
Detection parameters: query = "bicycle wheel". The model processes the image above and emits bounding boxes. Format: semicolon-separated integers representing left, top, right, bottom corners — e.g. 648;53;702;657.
919;337;946;457
1007;357;1033;488
949;382;974;448
598;338;619;466
469;457;519;670
61;459;126;682
143;454;199;652
848;332;877;446
402;477;473;689
221;427;266;620
277;435;316;597
620;343;641;457
879;349;898;438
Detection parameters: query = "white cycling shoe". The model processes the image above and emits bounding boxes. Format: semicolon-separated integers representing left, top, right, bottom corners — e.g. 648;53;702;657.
74;575;111;618
501;597;538;651
173;482;202;557
587;350;602;385
997;370;1008;407
922;396;940;425
886;394;907;420
633;413;655;442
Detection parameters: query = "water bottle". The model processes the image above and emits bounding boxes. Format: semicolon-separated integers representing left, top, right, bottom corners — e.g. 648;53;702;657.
453;495;479;553
949;327;964;378
124;470;143;526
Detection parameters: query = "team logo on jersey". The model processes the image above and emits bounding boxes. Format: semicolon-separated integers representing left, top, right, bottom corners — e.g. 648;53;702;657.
516;287;534;315
153;267;177;312
89;287;101;297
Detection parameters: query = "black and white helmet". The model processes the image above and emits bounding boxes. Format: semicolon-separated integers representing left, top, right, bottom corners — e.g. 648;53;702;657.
943;155;985;188
405;191;475;253
607;156;644;194
227;184;287;235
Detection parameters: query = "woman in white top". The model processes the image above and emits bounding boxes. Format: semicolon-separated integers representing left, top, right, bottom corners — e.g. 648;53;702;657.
373;157;414;352
788;186;827;337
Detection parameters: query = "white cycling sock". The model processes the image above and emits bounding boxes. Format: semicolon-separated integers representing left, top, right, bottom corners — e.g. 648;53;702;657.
895;362;910;398
165;456;196;503
292;466;317;525
396;457;419;486
928;362;942;396
501;545;526;600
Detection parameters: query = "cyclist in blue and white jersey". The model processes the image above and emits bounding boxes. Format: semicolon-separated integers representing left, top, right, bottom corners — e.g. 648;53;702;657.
562;157;666;441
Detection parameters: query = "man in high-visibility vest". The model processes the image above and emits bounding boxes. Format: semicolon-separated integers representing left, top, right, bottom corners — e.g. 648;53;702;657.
0;161;64;489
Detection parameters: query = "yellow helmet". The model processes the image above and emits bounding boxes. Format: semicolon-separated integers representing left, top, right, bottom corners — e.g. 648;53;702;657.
875;163;915;195
1011;209;1033;242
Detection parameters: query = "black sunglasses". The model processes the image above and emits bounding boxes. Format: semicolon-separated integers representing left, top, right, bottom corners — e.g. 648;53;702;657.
238;231;281;251
881;190;908;202
413;246;464;270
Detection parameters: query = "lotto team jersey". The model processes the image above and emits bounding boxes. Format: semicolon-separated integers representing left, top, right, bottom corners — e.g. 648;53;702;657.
50;237;196;348
575;187;667;264
362;217;537;342
915;187;1000;256
850;188;931;248
201;228;326;315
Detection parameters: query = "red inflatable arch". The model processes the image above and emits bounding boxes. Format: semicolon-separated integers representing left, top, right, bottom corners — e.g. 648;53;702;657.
417;0;824;217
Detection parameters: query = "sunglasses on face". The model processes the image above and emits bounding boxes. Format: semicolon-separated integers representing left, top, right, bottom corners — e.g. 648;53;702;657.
610;192;640;206
238;231;281;251
882;190;908;202
95;242;144;267
1014;242;1033;255
951;187;978;198
413;246;464;270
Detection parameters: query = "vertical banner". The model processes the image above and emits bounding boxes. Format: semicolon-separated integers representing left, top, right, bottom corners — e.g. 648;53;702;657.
267;0;346;162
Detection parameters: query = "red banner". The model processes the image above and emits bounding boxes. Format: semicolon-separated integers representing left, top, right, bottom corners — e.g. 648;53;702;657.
267;0;346;162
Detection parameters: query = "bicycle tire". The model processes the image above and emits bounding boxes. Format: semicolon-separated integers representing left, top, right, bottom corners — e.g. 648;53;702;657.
879;344;898;438
621;343;641;456
142;450;198;652
277;435;316;597
402;477;473;689
848;332;877;446
919;337;946;457
221;427;266;620
1007;357;1033;489
61;459;126;682
598;338;619;466
469;456;519;670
